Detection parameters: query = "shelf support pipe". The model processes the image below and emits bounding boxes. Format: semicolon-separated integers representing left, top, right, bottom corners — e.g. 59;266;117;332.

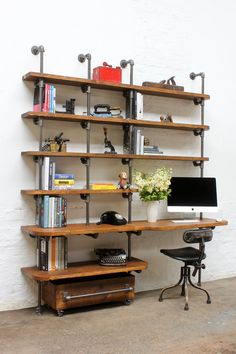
190;71;206;285
190;72;205;179
128;159;133;222
78;53;92;224
120;59;135;159
31;45;45;189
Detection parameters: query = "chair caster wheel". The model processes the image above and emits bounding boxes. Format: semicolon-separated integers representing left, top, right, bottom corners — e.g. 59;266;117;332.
184;304;189;311
124;299;132;306
57;310;64;317
207;299;211;304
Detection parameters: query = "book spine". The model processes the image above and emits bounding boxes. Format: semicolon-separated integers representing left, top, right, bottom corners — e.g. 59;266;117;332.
40;237;48;271
54;174;74;179
43;196;49;228
42;157;50;190
51;236;56;271
54;179;75;185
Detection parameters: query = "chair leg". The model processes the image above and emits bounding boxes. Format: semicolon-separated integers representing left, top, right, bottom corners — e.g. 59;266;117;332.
159;267;184;302
183;272;189;311
187;272;211;304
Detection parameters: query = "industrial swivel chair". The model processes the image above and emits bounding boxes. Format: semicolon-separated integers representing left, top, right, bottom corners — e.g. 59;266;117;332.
159;228;213;310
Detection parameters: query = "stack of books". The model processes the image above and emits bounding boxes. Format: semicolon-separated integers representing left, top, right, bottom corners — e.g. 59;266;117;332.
33;83;56;113
36;196;67;228
89;183;117;190
54;173;75;190
37;236;68;271
143;145;163;155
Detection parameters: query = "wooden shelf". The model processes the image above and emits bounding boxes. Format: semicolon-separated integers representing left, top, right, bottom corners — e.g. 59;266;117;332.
21;257;148;281
22;111;210;132
21;219;228;237
23;72;210;101
21;188;137;196
21;151;209;162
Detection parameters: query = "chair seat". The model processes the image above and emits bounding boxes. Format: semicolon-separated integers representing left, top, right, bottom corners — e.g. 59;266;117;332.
160;247;206;263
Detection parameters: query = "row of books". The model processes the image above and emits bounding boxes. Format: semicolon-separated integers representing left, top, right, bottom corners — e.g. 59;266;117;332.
37;196;67;228
37;236;68;271
132;127;163;155
33;83;56;112
39;157;75;190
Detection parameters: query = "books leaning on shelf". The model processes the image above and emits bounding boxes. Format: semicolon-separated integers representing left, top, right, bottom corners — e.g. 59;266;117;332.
33;83;56;113
37;236;68;271
90;183;117;190
36;196;67;228
36;157;56;190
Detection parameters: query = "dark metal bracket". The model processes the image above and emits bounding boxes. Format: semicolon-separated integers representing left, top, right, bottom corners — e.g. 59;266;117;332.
84;233;99;239
122;158;130;165
33;156;39;163
80;121;89;129
122;192;132;199
29;233;36;239
33;117;40;125
126;230;142;237
80;194;88;201
193;161;203;168
193;98;203;105
193;129;203;137
80;157;90;165
81;84;90;94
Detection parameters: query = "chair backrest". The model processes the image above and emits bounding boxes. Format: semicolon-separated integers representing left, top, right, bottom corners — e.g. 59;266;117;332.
183;228;213;244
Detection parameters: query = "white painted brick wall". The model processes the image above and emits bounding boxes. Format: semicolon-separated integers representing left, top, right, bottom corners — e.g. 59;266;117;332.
0;0;235;310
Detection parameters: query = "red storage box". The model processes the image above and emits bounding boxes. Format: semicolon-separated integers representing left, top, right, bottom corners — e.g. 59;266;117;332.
93;62;122;83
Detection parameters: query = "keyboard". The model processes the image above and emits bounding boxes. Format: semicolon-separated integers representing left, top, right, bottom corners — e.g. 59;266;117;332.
171;219;200;223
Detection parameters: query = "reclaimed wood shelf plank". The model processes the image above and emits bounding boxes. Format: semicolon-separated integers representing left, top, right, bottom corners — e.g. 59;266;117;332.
21;188;137;196
22;111;209;132
21;151;209;162
21;258;148;281
21;219;228;237
23;72;210;101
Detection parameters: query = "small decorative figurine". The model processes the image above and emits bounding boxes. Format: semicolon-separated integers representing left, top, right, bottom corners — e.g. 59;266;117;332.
144;137;150;146
103;127;117;154
42;132;70;152
160;114;173;123
118;171;130;189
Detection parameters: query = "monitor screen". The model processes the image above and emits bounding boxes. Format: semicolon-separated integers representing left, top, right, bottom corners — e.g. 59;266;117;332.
167;177;218;213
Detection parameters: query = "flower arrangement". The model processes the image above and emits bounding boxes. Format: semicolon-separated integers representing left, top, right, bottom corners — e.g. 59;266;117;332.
133;167;172;202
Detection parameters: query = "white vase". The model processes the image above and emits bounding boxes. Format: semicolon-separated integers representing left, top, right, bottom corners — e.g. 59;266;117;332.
146;201;159;222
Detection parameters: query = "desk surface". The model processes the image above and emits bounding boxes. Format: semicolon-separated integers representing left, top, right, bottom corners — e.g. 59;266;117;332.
21;218;228;237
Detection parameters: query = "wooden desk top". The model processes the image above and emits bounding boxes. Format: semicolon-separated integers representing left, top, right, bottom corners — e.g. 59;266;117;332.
21;218;228;237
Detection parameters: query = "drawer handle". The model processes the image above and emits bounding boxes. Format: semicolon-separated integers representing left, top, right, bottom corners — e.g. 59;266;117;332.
64;287;134;301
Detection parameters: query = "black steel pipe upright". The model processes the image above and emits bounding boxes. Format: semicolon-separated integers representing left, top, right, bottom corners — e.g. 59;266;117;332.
120;59;135;223
31;45;45;190
190;71;206;284
78;53;92;224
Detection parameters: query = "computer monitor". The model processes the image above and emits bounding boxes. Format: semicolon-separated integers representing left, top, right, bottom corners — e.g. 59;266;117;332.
167;177;218;213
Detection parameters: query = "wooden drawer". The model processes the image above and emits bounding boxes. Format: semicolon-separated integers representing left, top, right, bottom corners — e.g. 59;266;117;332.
42;273;135;314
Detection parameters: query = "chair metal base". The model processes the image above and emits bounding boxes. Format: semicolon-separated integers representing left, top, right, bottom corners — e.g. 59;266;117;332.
159;265;211;310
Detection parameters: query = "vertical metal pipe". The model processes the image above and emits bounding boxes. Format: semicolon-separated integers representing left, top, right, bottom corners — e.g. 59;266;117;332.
85;56;91;223
36;281;42;314
128;159;133;222
127;233;132;260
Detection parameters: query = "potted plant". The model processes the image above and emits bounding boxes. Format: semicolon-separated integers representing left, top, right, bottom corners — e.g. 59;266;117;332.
133;167;172;222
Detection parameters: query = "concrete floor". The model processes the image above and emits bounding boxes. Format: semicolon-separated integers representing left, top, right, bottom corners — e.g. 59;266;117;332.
0;277;236;354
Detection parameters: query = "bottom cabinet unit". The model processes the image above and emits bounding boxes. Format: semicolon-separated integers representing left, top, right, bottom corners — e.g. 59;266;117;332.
42;273;135;314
